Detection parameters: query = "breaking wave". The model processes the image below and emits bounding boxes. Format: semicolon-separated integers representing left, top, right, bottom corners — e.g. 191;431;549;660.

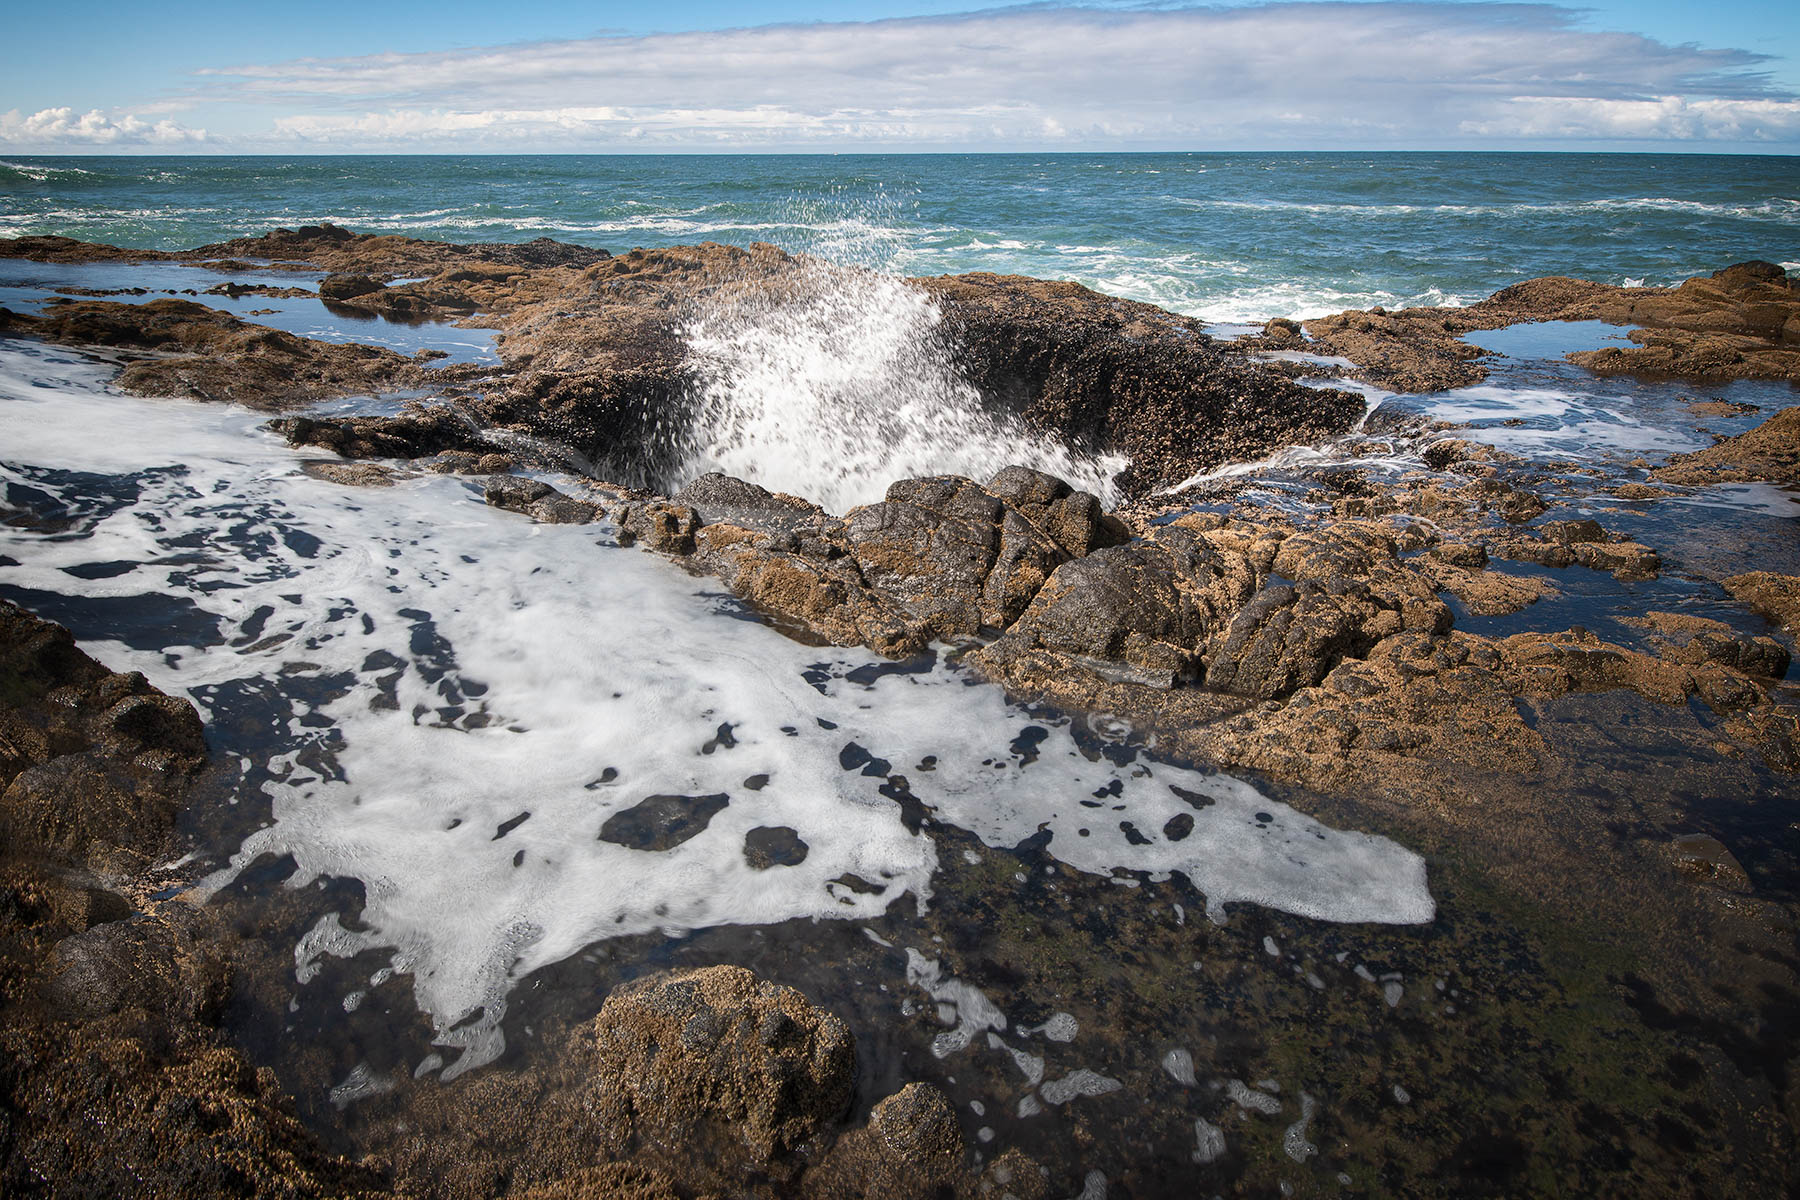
678;261;1126;513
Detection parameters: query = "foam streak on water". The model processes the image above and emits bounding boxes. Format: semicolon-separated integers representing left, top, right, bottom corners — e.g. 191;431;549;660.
0;341;1431;1080
679;262;1125;513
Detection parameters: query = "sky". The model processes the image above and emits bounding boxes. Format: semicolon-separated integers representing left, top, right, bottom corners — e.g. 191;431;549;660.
3;0;1799;153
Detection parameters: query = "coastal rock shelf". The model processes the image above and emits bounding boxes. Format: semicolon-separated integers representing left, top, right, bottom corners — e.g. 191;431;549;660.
2;226;1366;495
1238;259;1800;393
2;232;1798;1199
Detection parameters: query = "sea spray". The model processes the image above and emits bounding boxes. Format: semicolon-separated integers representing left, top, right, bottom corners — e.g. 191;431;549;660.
678;260;1126;513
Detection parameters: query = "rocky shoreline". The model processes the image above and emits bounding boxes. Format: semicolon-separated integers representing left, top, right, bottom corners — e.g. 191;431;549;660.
2;230;1798;1197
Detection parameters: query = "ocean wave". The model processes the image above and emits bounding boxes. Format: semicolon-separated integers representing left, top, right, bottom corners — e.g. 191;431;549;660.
1185;283;1472;325
0;160;94;183
1168;195;1800;223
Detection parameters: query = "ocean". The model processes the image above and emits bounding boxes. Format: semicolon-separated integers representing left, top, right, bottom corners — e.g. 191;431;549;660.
3;152;1799;1194
3;151;1798;322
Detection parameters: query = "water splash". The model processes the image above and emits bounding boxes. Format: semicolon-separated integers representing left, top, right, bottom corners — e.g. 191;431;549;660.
678;261;1126;514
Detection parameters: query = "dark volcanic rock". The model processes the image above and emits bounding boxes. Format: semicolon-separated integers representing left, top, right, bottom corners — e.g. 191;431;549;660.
0;600;207;863
920;272;1366;494
482;475;602;524
186;223;613;275
0;600;377;1199
273;405;491;460
846;475;1010;634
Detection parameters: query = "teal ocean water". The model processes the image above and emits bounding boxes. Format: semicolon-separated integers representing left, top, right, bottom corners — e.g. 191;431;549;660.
3;152;1797;321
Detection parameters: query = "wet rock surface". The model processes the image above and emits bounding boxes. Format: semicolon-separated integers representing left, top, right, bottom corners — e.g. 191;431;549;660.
917;272;1367;491
1285;260;1800;392
1655;404;1800;486
0;297;426;410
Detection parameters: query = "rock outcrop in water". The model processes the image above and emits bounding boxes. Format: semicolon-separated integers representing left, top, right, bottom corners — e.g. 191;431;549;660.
2;598;1002;1198
1654;403;1800;486
2;229;1367;495
0;297;431;410
1279;260;1800;392
580;965;855;1178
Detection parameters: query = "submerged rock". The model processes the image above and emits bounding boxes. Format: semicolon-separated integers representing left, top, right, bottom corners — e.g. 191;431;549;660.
804;1081;967;1199
1668;833;1753;892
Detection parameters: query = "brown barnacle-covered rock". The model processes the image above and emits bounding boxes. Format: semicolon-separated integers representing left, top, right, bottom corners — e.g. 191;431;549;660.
317;272;385;302
1180;630;1545;798
616;498;700;552
1491;518;1661;581
1653;404;1800;486
46;899;230;1028
578;965;856;1176
1203;523;1451;700
1307;261;1800;392
0;602;380;1197
0;601;207;865
1420;559;1556;618
0;298;420;410
509;1164;691;1200
1723;571;1800;633
803;1081;968;1200
1497;627;1779;715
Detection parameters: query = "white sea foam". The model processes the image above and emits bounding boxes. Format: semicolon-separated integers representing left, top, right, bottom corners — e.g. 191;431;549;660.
0;339;1434;1080
679;261;1127;512
1421;385;1705;457
0;159;94;182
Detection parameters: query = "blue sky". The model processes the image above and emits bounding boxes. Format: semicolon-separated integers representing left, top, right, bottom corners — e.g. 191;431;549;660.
4;1;1799;152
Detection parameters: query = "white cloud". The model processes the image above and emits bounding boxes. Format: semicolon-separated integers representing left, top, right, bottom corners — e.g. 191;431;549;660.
28;4;1800;150
1460;96;1800;141
0;106;207;146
